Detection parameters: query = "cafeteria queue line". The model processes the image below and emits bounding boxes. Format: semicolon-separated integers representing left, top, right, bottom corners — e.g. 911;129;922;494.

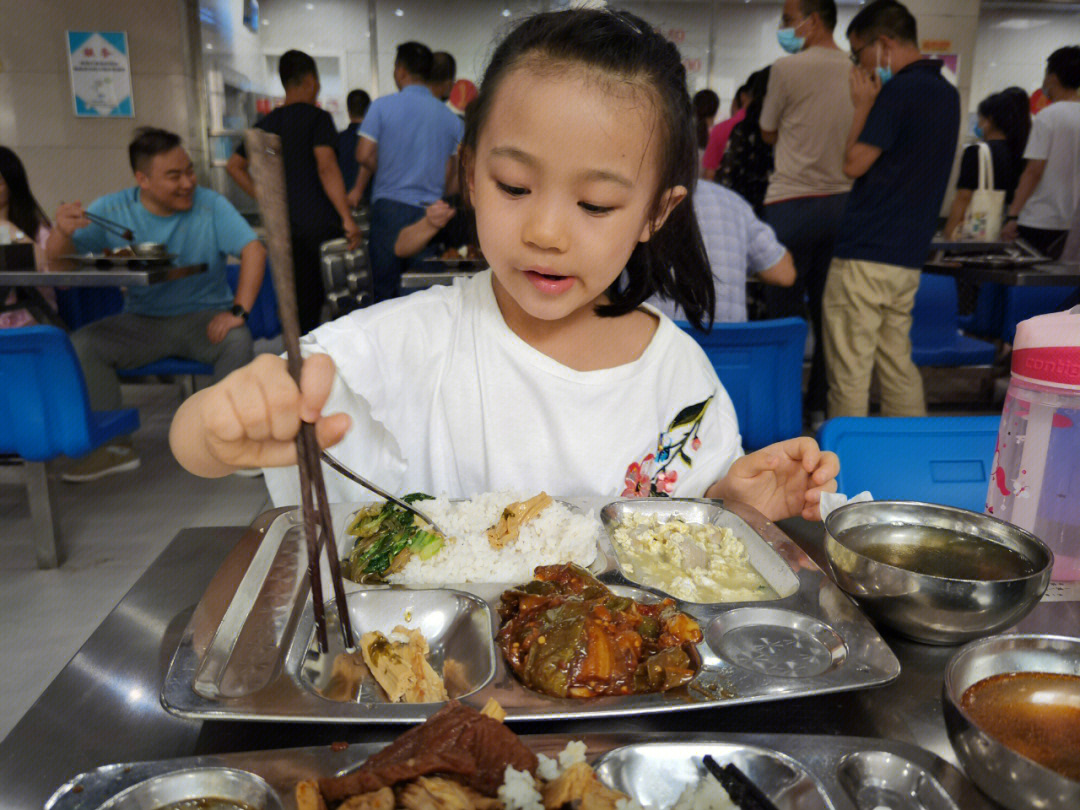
2;2;1080;809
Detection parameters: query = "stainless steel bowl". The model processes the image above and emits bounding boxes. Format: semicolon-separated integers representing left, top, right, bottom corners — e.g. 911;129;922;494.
95;766;283;809
131;242;168;258
824;501;1051;644
943;634;1080;810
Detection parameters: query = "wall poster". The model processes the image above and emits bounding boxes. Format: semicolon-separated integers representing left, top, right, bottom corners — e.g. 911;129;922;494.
67;31;134;117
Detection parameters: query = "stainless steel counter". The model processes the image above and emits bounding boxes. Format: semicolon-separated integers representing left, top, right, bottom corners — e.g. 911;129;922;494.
2;519;1074;809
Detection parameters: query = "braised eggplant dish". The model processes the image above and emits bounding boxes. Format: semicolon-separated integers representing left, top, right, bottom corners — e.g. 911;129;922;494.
497;563;702;698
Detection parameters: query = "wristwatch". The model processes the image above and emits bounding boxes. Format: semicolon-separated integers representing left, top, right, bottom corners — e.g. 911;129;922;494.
230;303;250;322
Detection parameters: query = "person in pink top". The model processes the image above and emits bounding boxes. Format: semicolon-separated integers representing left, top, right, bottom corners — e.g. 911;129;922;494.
702;80;750;181
0;147;53;329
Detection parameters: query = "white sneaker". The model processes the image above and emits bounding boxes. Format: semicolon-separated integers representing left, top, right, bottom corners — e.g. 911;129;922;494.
62;443;141;482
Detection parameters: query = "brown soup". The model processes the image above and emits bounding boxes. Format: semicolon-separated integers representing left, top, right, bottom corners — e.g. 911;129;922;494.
961;671;1080;781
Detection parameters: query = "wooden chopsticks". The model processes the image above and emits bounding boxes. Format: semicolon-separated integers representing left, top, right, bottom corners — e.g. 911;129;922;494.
243;128;355;654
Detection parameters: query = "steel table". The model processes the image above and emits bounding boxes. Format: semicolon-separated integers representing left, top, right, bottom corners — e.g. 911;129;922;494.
0;262;208;326
923;258;1080;287
2;517;1074;809
400;268;481;291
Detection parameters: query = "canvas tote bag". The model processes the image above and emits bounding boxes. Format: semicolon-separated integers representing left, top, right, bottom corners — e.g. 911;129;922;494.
958;142;1006;241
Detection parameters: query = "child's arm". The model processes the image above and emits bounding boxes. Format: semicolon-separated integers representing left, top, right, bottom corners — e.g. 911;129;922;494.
705;437;839;522
169;353;352;478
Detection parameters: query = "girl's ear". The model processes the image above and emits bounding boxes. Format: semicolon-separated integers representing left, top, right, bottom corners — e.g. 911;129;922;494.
638;185;688;243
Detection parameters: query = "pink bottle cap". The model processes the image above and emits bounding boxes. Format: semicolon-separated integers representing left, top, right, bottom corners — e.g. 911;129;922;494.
1011;309;1080;389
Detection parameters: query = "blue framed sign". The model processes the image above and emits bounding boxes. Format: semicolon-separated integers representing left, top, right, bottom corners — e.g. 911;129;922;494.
66;31;134;117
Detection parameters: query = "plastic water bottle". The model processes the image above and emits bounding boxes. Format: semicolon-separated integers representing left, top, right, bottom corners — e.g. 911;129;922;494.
987;308;1080;580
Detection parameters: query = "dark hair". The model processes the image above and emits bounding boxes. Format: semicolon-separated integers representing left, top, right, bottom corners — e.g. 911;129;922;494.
799;0;837;31
741;67;771;128
462;8;714;329
128;127;182;173
279;49;318;88
977;91;1030;169
1047;45;1080;90
430;51;457;84
1000;86;1033;148
396;41;434;81
847;0;917;46
347;89;371;118
0;146;49;237
693;90;720;150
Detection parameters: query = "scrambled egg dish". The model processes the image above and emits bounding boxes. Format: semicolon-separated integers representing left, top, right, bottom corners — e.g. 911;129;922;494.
611;514;777;603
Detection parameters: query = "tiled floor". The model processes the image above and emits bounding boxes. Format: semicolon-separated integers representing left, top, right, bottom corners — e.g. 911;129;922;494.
0;383;272;742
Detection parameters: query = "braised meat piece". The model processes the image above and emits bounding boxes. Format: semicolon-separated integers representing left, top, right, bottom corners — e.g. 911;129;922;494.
497;563;702;698
318;701;537;802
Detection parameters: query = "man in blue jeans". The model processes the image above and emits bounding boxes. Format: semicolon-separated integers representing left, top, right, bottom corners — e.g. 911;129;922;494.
353;42;464;301
759;0;854;427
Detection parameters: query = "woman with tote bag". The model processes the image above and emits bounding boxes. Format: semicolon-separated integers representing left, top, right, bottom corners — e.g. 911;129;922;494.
945;92;1029;240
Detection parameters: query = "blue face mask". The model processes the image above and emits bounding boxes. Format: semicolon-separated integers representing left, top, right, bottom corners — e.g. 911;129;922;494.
876;44;893;84
777;27;805;54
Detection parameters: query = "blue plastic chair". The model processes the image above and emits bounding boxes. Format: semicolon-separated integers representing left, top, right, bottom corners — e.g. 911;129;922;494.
676;317;807;451
818;416;1000;513
117;260;281;387
910;274;995;366
999;286;1073;344
0;326;139;567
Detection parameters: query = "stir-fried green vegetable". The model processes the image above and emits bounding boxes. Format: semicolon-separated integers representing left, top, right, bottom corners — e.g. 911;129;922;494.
342;494;445;582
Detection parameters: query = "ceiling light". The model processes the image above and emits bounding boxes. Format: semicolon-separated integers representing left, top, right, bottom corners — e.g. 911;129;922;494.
502;8;511;16
395;8;404;16
206;43;214;50
305;3;315;10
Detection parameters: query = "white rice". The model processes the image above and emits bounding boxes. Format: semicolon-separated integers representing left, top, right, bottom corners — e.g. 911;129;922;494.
670;774;736;810
387;491;598;585
499;765;544;810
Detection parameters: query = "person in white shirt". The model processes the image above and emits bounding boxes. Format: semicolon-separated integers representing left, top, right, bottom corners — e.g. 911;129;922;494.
169;8;839;521
1003;46;1080;259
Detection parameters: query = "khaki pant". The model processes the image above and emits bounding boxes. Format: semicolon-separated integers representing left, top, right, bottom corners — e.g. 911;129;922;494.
822;258;926;418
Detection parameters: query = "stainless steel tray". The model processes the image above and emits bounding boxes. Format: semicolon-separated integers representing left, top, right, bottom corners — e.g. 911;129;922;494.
45;732;995;810
161;498;900;723
60;253;176;267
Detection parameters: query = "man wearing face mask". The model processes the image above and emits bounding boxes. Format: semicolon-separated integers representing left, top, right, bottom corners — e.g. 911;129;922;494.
759;0;853;429
821;0;959;419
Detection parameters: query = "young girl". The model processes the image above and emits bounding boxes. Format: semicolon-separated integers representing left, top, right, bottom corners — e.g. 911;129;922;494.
0;146;53;328
171;8;838;522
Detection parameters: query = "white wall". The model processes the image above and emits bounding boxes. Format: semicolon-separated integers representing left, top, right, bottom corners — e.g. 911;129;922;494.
0;0;202;215
971;4;1080;111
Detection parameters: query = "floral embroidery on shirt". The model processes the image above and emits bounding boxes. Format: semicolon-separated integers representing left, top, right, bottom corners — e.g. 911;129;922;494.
621;396;712;497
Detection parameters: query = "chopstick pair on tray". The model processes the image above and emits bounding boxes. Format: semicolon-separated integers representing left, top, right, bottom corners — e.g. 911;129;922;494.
702;755;782;810
242;129;354;653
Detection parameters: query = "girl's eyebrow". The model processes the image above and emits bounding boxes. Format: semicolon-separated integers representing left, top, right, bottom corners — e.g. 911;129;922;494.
489;145;633;188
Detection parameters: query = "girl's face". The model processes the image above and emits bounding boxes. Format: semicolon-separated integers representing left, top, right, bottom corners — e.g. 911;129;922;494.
468;64;684;327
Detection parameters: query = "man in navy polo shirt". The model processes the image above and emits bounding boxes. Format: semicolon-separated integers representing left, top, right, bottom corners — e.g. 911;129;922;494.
822;0;959;418
354;42;465;301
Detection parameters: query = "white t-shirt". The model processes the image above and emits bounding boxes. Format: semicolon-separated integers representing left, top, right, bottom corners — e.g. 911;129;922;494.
1019;100;1080;231
264;271;742;506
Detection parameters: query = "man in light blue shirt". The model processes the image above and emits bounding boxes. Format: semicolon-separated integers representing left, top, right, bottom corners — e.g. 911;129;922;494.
354;42;465;300
651;181;795;323
46;127;266;481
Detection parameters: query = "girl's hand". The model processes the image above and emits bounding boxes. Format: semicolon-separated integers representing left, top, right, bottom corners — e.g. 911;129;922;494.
171;353;351;476
706;437;839;522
